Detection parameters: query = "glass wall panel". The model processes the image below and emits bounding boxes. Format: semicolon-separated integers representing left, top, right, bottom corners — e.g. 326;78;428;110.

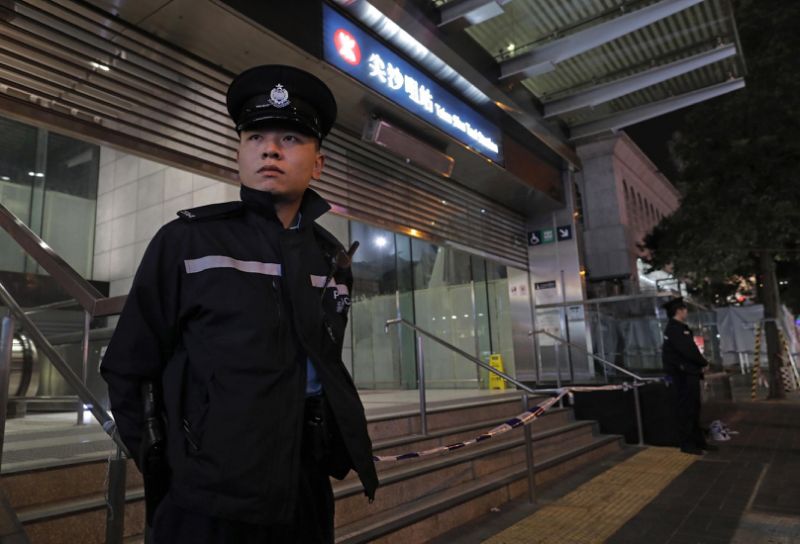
350;222;408;389
395;234;416;389
40;132;99;278
472;257;492;388
0;117;37;273
411;239;480;389
0;117;99;278
487;263;516;378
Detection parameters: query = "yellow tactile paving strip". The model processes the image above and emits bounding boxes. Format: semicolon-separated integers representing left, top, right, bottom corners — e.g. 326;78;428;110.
483;448;698;544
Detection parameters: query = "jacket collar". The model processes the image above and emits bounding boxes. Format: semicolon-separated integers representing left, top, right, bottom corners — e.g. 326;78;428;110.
240;185;331;227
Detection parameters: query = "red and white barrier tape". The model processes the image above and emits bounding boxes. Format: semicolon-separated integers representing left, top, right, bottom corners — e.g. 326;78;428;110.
373;383;640;463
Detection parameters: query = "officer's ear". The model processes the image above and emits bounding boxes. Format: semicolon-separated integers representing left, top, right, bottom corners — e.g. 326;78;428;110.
312;151;325;181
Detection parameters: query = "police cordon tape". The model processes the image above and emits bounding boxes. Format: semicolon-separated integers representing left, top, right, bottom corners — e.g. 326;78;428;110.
372;383;641;463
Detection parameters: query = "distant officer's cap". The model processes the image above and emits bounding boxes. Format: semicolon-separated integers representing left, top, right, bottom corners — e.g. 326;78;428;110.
662;298;687;315
226;65;337;140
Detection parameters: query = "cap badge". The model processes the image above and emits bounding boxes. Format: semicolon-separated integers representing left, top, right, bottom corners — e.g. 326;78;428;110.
268;84;290;108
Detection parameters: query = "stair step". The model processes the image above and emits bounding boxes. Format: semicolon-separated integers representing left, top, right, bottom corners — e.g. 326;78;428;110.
366;393;546;442
335;435;623;544
372;406;572;453
3;460;141;512
16;494;145;544
334;421;600;527
339;420;595;498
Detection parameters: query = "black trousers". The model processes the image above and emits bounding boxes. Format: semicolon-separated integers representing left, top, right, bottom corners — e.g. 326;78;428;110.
151;397;335;544
675;373;706;449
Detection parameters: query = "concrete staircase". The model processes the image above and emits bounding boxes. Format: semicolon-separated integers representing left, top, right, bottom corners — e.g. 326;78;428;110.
0;394;623;543
336;394;622;543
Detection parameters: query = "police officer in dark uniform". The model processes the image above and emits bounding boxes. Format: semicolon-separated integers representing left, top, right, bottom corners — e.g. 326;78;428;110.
661;298;716;455
101;65;378;543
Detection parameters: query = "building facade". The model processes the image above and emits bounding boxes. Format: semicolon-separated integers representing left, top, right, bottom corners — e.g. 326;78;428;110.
576;133;681;298
0;0;746;394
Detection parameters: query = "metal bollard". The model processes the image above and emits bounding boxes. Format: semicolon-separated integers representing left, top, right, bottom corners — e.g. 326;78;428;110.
521;392;537;503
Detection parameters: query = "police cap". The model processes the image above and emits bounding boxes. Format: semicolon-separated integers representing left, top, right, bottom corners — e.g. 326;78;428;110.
226;65;337;140
662;298;687;316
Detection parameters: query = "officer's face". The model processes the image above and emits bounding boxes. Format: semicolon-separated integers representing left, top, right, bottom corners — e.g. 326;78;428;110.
237;126;324;201
675;307;688;322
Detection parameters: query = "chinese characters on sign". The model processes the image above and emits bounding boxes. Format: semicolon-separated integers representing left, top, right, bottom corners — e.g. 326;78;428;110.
323;5;502;163
364;52;499;155
367;53;434;111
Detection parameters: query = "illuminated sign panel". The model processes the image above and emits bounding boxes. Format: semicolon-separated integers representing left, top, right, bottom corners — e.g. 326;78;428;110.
323;4;502;163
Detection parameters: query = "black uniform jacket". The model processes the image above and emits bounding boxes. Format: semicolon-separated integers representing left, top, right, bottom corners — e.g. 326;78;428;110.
662;319;708;377
101;186;378;525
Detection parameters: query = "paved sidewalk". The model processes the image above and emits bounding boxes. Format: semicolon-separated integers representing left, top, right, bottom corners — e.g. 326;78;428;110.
432;393;800;544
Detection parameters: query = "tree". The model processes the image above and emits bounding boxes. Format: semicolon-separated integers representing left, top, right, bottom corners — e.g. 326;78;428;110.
643;0;800;398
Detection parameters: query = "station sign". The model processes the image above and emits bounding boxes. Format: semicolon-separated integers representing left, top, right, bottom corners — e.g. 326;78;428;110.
322;4;502;163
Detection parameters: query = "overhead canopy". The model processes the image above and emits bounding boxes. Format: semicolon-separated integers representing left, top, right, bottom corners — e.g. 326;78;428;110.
434;0;746;140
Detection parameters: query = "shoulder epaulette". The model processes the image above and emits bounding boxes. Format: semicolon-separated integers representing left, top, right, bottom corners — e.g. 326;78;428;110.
177;201;244;222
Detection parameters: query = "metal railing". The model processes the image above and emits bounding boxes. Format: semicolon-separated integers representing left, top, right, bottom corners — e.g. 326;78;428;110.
531;328;661;446
382;315;657;503
0;202;129;543
384;317;543;503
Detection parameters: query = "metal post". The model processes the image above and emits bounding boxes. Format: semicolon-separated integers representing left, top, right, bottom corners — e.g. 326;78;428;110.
521;392;536;503
632;384;644;446
0;315;16;469
596;303;608;384
416;335;428;436
554;340;563;407
77;310;90;425
559;270;575;382
105;444;127;544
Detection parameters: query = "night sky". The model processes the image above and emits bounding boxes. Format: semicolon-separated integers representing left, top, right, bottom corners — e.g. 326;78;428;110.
622;109;689;183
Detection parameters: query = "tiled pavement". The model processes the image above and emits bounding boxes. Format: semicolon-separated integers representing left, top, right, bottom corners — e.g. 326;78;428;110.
433;394;800;544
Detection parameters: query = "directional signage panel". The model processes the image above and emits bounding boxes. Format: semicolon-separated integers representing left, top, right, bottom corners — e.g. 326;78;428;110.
322;4;502;163
556;225;572;241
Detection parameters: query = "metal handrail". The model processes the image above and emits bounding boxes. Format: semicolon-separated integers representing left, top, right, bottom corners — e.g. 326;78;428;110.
531;329;661;383
0;282;129;457
0;201;129;543
530;328;654;446
0;202;128;318
385;318;542;395
385;317;544;503
535;292;673;309
0;202;103;313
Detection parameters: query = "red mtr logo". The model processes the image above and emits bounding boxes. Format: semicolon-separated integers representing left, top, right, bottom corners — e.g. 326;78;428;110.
334;29;361;65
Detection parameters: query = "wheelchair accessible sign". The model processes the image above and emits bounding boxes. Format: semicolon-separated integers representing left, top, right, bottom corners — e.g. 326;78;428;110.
528;225;571;246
